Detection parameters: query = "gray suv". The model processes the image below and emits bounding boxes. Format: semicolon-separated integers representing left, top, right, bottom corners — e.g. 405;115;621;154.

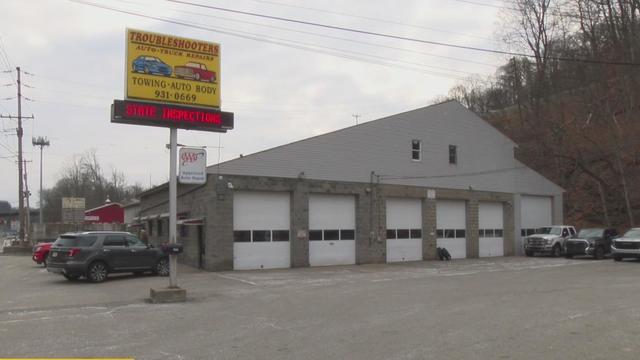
611;228;640;261
47;231;169;282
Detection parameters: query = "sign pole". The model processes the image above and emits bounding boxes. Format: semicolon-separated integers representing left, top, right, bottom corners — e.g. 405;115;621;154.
169;127;178;288
115;29;231;303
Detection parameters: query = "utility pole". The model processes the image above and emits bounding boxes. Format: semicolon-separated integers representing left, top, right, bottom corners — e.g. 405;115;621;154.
352;114;361;125
0;66;33;244
32;137;49;224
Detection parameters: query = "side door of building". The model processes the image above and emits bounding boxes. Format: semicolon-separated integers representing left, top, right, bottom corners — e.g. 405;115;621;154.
125;234;156;269
102;235;130;270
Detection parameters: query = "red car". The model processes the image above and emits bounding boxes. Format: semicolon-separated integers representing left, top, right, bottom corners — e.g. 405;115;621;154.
32;242;53;266
174;62;216;83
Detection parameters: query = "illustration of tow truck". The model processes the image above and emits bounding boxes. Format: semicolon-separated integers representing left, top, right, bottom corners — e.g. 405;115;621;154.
174;62;217;83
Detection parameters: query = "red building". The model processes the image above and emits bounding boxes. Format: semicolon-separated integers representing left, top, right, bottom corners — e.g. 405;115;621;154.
84;202;124;224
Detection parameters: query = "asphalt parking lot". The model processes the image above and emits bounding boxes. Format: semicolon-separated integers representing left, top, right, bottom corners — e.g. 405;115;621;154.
2;255;640;360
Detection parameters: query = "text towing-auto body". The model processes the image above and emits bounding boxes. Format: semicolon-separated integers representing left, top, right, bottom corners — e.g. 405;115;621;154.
524;225;576;257
611;228;640;261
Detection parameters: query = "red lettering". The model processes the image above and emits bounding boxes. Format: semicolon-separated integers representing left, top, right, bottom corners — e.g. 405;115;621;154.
160;107;220;125
126;104;156;118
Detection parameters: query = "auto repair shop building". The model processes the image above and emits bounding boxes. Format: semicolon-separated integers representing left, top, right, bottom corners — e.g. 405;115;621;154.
136;100;563;271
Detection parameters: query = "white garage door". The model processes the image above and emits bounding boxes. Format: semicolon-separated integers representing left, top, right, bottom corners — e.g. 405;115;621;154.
479;202;504;257
233;191;291;270
309;194;356;266
386;198;422;262
437;200;467;259
521;196;553;236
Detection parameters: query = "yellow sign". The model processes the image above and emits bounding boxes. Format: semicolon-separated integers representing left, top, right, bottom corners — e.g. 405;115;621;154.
126;29;220;108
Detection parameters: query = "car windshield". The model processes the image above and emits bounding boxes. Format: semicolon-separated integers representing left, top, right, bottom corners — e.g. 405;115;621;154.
537;227;562;235
537;227;551;234
622;229;640;238
577;228;603;238
54;235;97;247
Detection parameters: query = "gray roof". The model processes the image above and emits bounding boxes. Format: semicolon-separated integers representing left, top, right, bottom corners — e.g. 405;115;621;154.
208;100;563;196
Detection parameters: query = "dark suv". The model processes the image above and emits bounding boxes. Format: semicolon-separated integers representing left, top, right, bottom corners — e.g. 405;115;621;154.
46;231;169;282
564;228;618;259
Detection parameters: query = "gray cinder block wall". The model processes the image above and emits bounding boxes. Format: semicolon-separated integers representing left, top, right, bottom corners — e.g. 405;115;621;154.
138;174;517;271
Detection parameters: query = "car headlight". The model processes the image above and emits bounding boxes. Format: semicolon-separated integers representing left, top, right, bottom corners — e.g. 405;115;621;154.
588;240;595;246
546;239;553;245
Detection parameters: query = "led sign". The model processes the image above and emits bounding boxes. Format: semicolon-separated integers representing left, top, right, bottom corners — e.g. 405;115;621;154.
111;100;233;133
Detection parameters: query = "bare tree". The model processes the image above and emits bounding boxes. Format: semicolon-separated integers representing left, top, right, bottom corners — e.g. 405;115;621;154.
41;151;146;222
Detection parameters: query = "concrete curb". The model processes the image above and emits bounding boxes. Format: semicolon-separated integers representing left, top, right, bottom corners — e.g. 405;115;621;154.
149;287;187;303
0;246;31;255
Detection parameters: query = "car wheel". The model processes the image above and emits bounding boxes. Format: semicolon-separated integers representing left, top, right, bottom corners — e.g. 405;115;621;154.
154;258;170;277
195;73;200;81
551;244;562;258
42;257;47;267
63;273;81;281
614;256;623;262
525;250;534;257
87;261;108;283
144;66;150;74
594;246;605;260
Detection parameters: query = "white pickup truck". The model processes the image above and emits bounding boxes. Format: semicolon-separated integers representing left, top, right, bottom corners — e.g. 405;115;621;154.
524;225;576;257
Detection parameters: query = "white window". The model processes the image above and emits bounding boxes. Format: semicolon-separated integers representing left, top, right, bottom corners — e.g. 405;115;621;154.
411;140;421;161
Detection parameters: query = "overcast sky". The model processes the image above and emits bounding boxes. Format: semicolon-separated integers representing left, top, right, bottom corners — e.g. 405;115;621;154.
0;0;509;208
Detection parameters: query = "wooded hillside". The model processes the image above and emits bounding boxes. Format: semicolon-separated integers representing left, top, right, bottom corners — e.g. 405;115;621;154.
443;0;640;230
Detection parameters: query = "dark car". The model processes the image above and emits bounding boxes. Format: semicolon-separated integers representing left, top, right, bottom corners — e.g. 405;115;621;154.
564;228;618;260
611;228;640;261
46;231;169;282
132;55;172;76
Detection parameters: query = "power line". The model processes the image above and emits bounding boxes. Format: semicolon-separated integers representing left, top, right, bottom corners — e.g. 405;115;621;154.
168;0;640;66
69;1;478;80
28;72;118;90
0;140;17;155
29;86;113;100
239;0;500;42
449;0;518;11
158;2;499;68
0;37;16;84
